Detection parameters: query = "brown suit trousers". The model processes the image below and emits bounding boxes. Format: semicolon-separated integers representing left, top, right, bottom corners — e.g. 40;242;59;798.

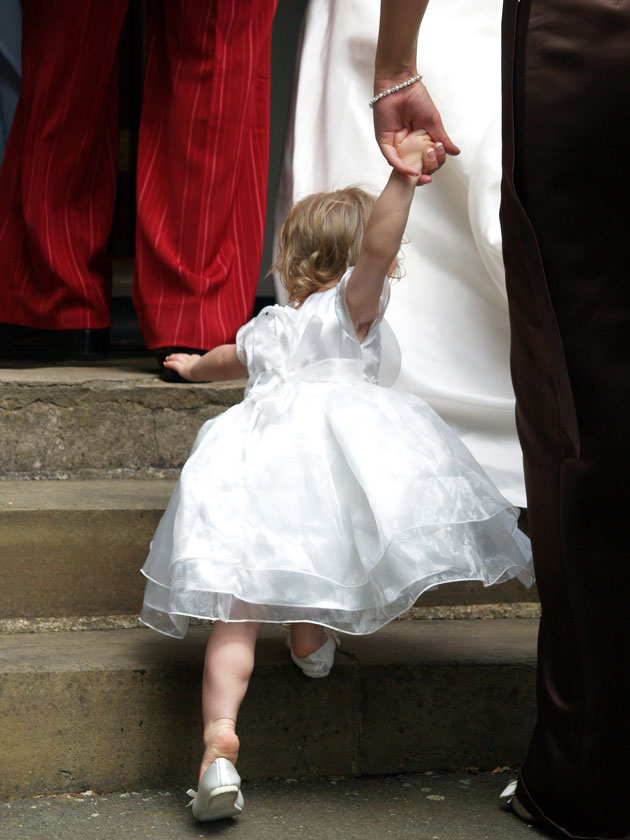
500;0;630;837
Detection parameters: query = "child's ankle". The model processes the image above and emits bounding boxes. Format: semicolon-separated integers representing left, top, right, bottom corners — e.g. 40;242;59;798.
200;720;240;783
203;719;239;758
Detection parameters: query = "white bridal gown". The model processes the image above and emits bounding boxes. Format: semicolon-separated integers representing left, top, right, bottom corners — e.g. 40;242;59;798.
275;0;525;504
141;271;533;639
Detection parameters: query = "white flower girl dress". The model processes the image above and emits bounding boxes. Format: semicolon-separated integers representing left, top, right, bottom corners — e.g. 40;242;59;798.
140;269;533;638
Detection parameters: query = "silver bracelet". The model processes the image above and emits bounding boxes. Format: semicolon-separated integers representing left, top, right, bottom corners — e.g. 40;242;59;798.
369;74;423;109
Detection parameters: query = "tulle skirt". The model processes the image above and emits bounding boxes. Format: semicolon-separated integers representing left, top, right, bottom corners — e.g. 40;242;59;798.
140;381;533;638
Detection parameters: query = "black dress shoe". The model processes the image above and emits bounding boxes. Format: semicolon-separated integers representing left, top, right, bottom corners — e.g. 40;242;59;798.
154;346;206;382
0;324;110;361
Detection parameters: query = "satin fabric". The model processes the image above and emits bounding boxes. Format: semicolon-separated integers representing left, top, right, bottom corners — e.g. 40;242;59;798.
275;0;526;505
141;272;533;639
501;0;630;836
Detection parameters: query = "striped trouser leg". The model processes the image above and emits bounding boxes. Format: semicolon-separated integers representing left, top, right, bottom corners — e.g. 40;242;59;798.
134;0;278;350
0;0;128;329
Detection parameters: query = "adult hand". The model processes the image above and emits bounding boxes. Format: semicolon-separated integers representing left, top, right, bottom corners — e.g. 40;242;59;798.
372;79;460;181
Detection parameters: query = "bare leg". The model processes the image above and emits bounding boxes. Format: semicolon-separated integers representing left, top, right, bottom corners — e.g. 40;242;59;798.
290;622;326;658
200;620;262;784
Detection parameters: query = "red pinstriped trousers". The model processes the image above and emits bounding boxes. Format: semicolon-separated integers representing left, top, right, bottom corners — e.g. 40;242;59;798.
0;0;277;350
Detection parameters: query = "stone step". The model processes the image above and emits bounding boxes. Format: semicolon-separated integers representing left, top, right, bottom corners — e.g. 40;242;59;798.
0;479;173;618
0;360;244;476
0;479;538;620
0;619;538;800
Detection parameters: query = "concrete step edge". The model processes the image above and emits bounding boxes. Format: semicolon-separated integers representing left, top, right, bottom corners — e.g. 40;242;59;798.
0;604;542;637
1;360;245;473
0;478;539;620
0;620;538;798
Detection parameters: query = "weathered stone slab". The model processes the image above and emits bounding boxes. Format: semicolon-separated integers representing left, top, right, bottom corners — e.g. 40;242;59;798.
0;480;174;618
0;360;244;474
0;479;537;619
0;621;538;798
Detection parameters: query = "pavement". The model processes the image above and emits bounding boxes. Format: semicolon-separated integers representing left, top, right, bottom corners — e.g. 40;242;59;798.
0;772;553;840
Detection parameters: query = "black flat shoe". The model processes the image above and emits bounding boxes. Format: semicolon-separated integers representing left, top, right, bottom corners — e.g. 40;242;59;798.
0;324;110;361
154;346;206;382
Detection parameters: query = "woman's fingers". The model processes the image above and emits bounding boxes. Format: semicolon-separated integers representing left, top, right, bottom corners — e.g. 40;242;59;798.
422;144;440;175
373;80;460;175
422;119;460;157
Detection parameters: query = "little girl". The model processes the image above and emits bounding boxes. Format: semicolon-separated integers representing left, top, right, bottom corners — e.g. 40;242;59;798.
140;130;533;822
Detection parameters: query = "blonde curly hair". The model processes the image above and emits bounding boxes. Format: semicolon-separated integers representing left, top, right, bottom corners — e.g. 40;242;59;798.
273;187;401;305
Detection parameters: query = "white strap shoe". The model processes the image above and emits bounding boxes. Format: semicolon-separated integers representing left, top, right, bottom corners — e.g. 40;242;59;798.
187;758;244;821
289;632;339;678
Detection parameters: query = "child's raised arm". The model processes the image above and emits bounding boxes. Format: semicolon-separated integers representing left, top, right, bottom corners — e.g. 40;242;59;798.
345;130;436;342
163;345;248;382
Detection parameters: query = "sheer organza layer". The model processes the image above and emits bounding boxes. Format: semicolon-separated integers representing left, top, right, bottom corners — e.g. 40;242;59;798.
140;377;533;639
141;512;532;637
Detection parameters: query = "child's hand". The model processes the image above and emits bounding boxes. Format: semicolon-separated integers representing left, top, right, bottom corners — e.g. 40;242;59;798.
395;129;441;180
163;353;203;381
